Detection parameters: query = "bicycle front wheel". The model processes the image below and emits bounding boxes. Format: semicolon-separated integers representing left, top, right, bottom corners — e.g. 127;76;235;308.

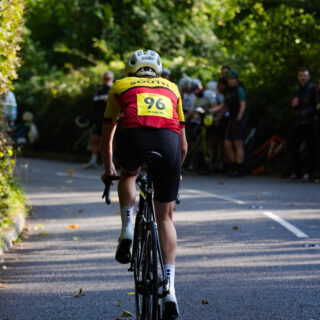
141;221;159;320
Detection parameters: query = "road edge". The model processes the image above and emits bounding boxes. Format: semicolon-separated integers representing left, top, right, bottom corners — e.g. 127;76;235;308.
0;212;26;255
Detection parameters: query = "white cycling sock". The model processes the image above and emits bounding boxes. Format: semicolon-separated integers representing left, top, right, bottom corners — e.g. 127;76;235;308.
120;206;134;241
164;264;176;294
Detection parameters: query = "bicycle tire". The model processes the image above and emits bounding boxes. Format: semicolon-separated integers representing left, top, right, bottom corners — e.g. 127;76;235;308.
141;221;159;320
133;210;145;319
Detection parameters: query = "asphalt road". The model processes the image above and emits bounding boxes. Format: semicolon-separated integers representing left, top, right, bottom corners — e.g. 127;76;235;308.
0;158;319;320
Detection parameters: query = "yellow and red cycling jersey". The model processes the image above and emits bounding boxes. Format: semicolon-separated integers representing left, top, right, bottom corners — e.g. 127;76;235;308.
103;77;185;134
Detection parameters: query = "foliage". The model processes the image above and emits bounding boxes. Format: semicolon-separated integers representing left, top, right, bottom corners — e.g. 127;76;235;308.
15;0;320;152
0;0;25;89
0;0;27;226
0;115;27;229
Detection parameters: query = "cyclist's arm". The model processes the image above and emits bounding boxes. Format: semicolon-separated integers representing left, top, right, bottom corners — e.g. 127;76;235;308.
176;95;188;163
180;127;188;164
100;122;117;176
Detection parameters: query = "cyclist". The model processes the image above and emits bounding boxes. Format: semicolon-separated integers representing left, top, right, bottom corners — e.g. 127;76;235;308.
100;49;187;319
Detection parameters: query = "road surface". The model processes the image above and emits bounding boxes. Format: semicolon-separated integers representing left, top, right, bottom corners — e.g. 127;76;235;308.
0;158;319;320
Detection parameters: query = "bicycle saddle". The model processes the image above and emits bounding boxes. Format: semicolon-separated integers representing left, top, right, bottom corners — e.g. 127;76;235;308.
144;151;163;165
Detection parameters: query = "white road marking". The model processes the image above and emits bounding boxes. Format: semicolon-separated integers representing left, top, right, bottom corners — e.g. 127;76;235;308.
55;173;309;238
263;211;309;238
56;172;100;180
186;189;247;205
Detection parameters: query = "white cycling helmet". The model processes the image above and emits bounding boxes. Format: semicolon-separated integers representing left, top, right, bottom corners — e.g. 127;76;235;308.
126;50;162;77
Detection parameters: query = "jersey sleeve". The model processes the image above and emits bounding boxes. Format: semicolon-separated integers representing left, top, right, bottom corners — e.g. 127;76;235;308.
238;86;246;101
103;85;121;125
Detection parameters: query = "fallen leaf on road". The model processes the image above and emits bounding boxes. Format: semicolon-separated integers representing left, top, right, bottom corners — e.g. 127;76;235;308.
114;300;123;307
73;288;85;297
38;232;49;236
122;310;134;317
68;168;75;175
34;224;44;230
78;209;84;213
127;292;135;295
72;236;82;241
66;179;74;184
232;226;238;230
202;299;209;304
2;265;8;270
66;225;81;229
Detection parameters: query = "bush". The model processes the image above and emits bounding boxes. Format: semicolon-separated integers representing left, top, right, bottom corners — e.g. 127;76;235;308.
0;0;27;226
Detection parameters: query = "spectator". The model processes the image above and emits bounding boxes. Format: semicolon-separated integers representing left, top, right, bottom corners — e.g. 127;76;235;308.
291;67;317;181
314;78;320;181
188;79;217;117
221;65;231;79
83;71;114;169
212;70;247;177
185;79;216;141
161;68;171;80
179;76;195;115
0;89;18;127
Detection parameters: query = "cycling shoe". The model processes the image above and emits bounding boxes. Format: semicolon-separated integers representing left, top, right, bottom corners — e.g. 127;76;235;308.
115;238;132;264
162;290;179;319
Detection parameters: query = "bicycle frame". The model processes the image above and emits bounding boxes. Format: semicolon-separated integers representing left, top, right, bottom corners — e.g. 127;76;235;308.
130;170;165;278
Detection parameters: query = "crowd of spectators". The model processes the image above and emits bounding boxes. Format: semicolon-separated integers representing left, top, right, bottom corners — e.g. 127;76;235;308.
175;66;320;181
177;66;248;177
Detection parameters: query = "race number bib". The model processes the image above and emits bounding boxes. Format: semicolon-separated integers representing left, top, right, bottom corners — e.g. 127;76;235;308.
137;93;173;119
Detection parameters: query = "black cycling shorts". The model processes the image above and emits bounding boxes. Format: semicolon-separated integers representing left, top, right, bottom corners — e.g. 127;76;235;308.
225;116;247;141
118;127;181;203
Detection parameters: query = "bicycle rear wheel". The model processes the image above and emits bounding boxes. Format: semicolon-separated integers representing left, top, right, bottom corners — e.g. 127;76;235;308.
133;213;145;319
141;221;159;320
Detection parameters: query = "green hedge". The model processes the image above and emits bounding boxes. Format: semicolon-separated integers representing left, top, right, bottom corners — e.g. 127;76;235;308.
0;0;26;226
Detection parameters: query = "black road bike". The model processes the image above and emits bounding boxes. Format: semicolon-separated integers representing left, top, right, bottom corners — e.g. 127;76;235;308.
103;151;168;320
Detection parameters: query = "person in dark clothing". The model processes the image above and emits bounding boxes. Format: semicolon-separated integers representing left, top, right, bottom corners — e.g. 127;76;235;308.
314;78;320;181
211;70;247;176
83;71;114;169
291;67;317;180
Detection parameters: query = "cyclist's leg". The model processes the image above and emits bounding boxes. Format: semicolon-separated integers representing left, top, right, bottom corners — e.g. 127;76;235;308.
116;128;145;263
154;200;177;265
152;130;181;318
155;200;179;318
